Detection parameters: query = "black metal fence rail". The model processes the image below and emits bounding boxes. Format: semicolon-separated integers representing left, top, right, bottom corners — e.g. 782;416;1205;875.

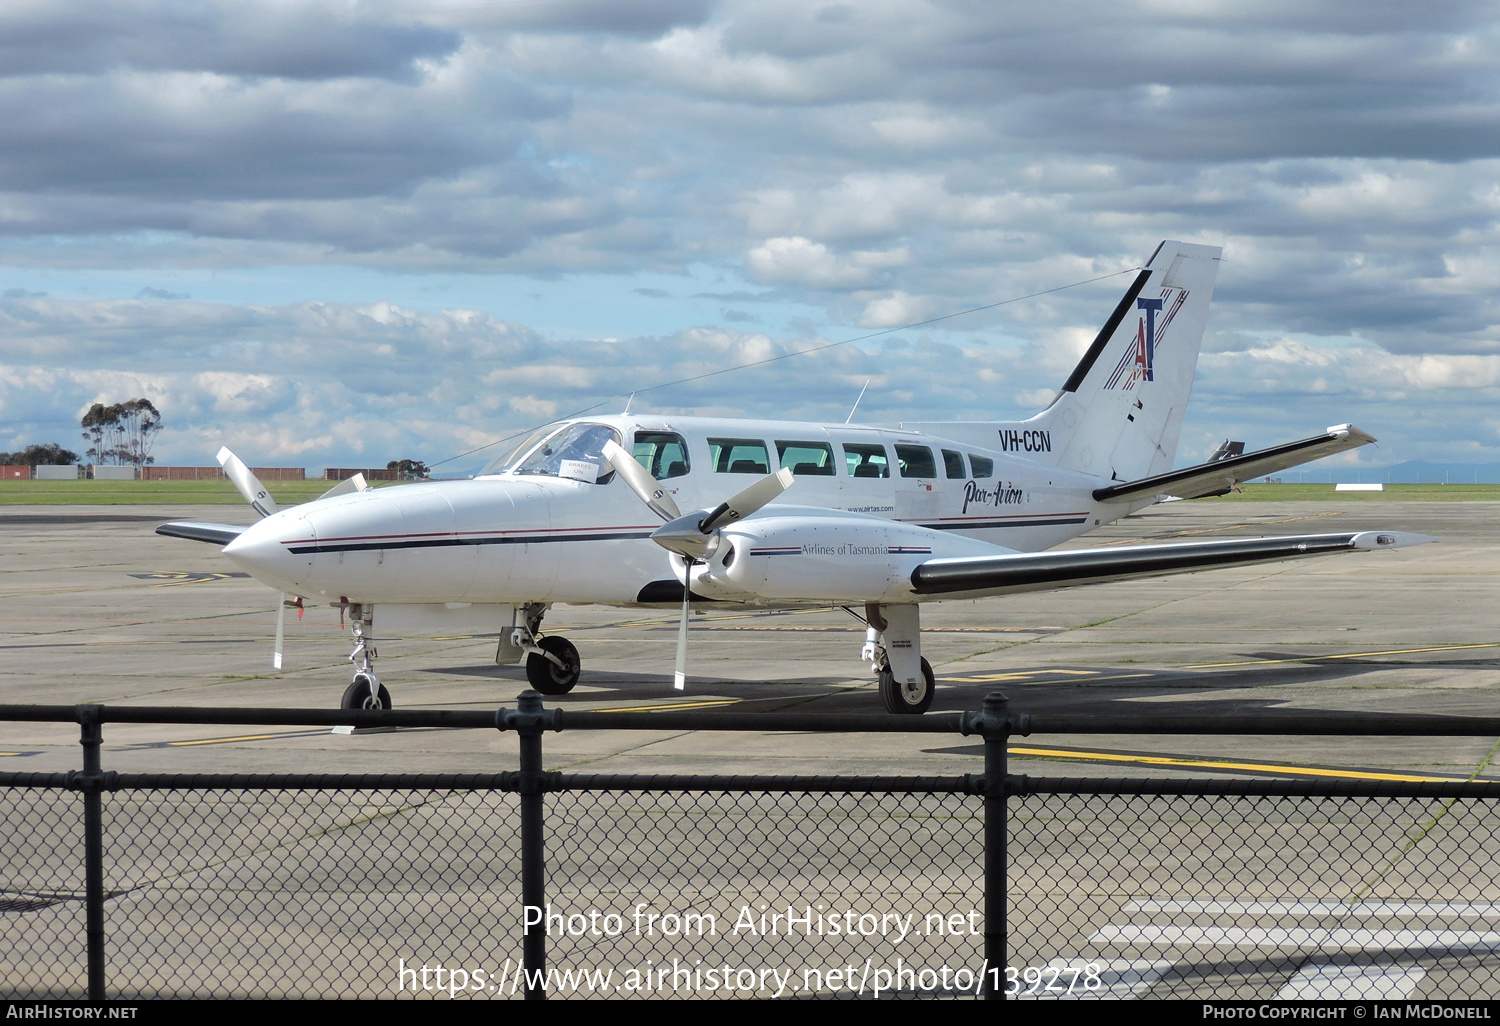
5;696;1500;1000
13;701;1500;734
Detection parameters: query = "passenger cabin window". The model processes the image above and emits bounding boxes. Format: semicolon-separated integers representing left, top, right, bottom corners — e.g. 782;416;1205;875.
776;440;836;476
633;431;690;481
895;444;936;479
942;449;965;480
843;443;890;479
709;437;770;474
969;454;994;478
514;423;622;484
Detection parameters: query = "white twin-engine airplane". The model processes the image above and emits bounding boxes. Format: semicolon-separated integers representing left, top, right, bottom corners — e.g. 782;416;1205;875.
159;241;1433;714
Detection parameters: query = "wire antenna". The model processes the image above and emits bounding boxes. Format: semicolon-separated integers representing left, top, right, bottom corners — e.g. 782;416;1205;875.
845;379;871;424
429;265;1142;469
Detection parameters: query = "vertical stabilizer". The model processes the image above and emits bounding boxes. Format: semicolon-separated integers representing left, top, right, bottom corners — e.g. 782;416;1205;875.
903;240;1221;482
1041;240;1221;481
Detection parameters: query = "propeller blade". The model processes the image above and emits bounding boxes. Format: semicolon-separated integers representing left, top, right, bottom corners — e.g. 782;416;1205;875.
700;468;794;532
217;446;278;518
673;567;691;690
317;473;368;501
602;440;681;521
274;592;286;670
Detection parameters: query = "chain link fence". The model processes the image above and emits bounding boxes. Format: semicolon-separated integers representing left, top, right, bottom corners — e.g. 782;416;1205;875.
5;698;1500;1000
1009;790;1500;1000
1;783;983;999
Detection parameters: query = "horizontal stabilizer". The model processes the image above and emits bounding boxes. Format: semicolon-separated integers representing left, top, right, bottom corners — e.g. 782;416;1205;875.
1092;424;1377;503
911;530;1434;598
155;521;246;546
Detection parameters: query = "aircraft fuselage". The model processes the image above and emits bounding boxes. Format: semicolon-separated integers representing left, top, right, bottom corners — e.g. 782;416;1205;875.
223;413;1131;609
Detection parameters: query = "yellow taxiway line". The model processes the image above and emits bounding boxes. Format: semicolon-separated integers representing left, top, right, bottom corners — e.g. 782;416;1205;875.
604;699;742;713
168;734;280;746
1009;745;1457;783
949;670;1154;685
1189;643;1500;669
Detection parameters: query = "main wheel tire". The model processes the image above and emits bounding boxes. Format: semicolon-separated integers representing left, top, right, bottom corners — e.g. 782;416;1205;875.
341;674;392;711
526;636;581;695
879;657;935;715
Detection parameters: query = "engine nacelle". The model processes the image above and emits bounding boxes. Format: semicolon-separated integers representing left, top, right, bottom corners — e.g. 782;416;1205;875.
678;512;1007;604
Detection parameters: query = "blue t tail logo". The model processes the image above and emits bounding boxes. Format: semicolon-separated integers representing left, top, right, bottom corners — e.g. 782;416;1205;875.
1135;297;1163;381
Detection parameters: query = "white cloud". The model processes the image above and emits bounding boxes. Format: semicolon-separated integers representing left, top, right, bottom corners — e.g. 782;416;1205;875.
745;236;909;288
859;290;927;328
4;2;1500;467
1202;337;1500;398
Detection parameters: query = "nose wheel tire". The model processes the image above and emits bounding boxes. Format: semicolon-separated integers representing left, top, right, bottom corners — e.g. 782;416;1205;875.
526;636;581;695
341;675;392;711
879;657;935;715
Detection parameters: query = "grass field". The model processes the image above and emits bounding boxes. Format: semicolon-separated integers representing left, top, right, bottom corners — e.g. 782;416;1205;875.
3;478;1499;506
0;479;357;505
1198;483;1500;502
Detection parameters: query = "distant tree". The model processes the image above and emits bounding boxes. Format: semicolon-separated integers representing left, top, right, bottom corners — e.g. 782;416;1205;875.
0;442;79;466
82;399;162;467
387;458;430;480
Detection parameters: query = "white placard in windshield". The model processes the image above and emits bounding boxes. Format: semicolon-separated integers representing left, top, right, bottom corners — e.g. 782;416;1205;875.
559;459;600;484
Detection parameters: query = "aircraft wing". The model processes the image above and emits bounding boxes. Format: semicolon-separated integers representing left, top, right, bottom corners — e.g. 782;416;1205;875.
910;531;1433;599
1093;424;1376;503
156;522;247;546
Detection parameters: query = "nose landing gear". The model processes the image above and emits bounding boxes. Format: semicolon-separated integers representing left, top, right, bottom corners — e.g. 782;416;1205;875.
341;673;391;711
340;604;392;711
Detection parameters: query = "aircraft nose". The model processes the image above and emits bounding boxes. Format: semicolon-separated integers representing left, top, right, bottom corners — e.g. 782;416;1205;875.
222;512;315;593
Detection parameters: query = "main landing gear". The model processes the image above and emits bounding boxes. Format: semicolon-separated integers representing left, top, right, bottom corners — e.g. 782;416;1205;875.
527;636;581;695
341;603;391;711
507;603;581;696
879;659;936;716
862;602;934;715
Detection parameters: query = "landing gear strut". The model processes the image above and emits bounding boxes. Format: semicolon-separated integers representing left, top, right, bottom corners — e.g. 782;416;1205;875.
863;601;934;715
341;604;391;710
510;603;581;695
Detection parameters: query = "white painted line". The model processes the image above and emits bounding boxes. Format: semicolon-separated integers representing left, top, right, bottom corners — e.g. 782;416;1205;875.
1126;900;1500;919
1092;924;1500;951
1277;964;1425;1000
1014;959;1173;1000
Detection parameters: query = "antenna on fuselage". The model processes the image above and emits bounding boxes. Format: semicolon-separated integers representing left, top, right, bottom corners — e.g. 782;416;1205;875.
845;379;870;424
623;393;635;415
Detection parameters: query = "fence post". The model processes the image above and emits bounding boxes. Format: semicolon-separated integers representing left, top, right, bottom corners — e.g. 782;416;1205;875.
76;705;106;1001
982;691;1009;1001
513;691;548;1000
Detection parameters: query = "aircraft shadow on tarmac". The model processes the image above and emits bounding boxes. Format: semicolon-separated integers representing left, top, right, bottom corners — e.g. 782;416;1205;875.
418;663;866;710
406;655;1429;719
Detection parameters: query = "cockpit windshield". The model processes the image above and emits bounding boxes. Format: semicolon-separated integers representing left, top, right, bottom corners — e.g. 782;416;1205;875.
504;422;622;484
478;424;563;477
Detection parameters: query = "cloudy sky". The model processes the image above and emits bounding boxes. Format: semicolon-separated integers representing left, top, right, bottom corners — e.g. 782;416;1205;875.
3;0;1499;474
